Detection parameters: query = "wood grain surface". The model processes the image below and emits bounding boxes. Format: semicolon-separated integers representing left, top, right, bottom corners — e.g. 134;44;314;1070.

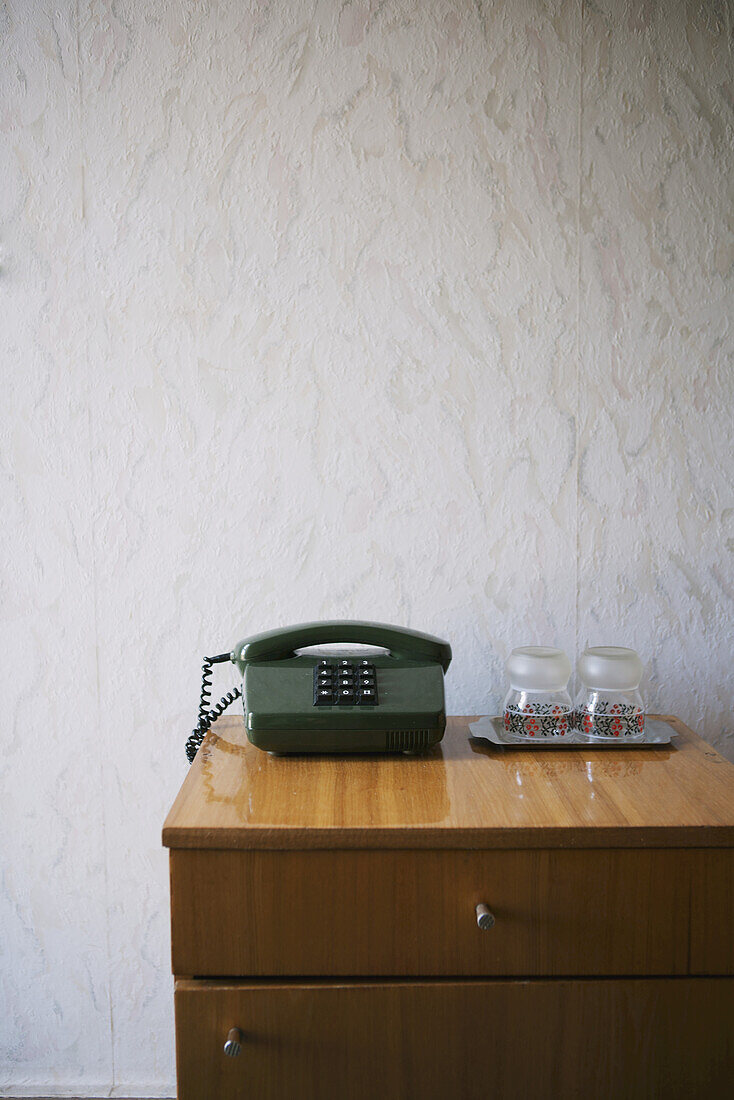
174;977;734;1100
170;846;734;977
163;715;734;850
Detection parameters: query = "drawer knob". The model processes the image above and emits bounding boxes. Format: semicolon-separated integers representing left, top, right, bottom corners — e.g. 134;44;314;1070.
224;1028;243;1057
476;903;495;930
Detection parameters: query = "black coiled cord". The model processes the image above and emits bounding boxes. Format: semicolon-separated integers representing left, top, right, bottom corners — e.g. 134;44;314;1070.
185;652;242;764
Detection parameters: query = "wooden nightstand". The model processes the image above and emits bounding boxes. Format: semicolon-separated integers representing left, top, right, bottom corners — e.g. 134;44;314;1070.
163;716;734;1099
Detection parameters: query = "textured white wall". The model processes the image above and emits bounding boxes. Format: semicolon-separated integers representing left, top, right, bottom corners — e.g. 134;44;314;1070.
1;0;732;1094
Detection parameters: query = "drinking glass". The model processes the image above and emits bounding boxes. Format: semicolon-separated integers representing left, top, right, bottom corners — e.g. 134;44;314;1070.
575;647;645;741
503;646;573;741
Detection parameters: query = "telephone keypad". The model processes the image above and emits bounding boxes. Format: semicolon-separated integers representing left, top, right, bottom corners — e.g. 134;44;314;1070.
313;661;378;706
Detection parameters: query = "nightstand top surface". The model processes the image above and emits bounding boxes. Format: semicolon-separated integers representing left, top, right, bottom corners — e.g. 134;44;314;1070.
163;716;734;850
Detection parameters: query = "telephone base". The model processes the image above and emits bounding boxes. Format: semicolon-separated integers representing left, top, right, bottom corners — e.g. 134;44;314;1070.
248;724;444;754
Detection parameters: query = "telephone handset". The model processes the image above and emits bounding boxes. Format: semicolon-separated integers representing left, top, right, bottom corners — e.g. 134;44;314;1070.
186;620;451;761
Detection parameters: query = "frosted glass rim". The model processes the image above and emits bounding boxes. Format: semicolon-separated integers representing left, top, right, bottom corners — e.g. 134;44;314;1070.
506;646;572;691
578;646;643;690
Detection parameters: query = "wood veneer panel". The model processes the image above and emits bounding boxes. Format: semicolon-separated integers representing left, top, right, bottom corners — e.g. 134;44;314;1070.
690;849;734;973
170;847;734;977
163;716;734;850
174;977;734;1100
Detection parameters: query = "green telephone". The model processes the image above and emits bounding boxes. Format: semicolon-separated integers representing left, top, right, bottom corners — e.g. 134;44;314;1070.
186;620;451;760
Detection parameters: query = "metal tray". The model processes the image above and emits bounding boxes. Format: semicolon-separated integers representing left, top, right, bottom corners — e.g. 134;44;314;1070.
469;715;676;748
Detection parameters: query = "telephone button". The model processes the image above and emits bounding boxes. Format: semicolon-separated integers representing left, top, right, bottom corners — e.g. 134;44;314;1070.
337;690;355;705
315;690;334;706
356;689;377;705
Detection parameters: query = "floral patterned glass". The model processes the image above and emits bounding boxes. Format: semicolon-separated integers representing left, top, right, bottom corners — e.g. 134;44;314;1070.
575;647;645;741
503;646;573;741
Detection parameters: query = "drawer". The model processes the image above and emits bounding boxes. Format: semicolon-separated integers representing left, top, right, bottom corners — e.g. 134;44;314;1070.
170;848;734;977
174;977;734;1100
